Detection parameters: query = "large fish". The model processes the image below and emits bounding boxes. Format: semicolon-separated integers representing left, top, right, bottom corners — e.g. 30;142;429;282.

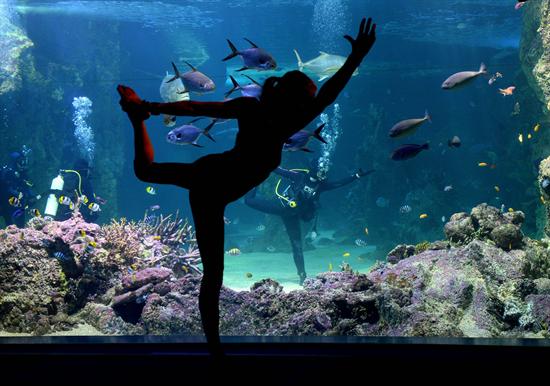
442;63;487;89
167;61;216;94
159;71;189;127
294;49;358;82
283;124;327;152
166;120;217;147
391;143;429;161
222;38;277;71
225;75;262;99
389;110;431;138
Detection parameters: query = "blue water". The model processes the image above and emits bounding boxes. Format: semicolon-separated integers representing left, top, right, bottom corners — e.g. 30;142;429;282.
1;0;537;280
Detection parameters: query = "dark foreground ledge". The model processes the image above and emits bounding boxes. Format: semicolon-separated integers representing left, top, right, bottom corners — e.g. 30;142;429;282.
1;336;549;384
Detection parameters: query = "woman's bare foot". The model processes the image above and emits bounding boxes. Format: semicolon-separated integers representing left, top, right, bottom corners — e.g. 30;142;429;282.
117;85;151;121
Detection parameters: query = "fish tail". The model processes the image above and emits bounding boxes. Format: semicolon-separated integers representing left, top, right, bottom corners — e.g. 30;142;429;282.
222;39;239;61
224;75;240;98
479;62;487;74
202;120;217;142
313;123;327;144
422;142;430;150
293;49;304;71
424;109;431;123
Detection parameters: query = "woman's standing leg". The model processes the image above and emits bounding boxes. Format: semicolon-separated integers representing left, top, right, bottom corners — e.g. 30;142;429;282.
189;189;226;354
281;215;306;284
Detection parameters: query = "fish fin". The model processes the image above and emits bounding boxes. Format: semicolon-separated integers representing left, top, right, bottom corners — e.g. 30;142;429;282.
222;39;239;61
167;62;181;83
243;75;261;86
236;67;249;72
183;60;197;72
191;142;204;148
243;38;259;48
225;75;240;98
422;143;430;150
202;120;217;142
188;117;204;125
318;51;330;56
425;109;431;123
293;49;304;70
313;123;327;144
318;75;329;82
301;148;314;153
479;62;487;74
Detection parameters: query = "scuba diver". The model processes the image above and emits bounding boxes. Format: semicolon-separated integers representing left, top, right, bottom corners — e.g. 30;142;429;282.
56;158;100;223
0;145;41;227
245;163;374;284
117;17;376;355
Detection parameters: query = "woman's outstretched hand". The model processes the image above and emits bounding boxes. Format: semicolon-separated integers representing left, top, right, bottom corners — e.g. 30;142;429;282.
344;17;376;60
117;85;151;121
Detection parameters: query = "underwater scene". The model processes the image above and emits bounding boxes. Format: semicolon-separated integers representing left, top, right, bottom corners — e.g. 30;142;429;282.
1;0;550;339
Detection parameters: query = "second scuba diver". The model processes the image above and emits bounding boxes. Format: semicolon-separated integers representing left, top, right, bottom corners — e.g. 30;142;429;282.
245;161;374;284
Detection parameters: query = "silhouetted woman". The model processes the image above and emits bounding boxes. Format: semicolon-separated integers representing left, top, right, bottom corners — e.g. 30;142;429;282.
117;17;376;355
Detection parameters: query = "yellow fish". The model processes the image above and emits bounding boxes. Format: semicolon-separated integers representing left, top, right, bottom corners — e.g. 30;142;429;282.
534;124;540;132
88;241;97;248
31;208;41;217
181;265;189;274
145;186;156;195
226;248;241;256
419;213;428;219
528;133;532;140
364;227;369;236
130;263;138;271
508;208;514;213
245;272;253;278
88;202;101;212
343;252;350;257
518;133;523;143
153;235;161;241
494;186;500;192
328;263;333;272
541;195;546;204
80;195;89;204
478;162;488;167
80;230;86;237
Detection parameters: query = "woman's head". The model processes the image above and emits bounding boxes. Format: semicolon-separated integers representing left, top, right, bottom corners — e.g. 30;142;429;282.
261;70;317;111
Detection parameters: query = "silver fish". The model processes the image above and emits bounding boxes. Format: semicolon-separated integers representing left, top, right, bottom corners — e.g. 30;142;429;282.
167;61;215;94
389;110;431;138
225;75;262;99
294;49;358;82
283;123;327;152
442;63;487;89
166;120;217;147
223;38;277;71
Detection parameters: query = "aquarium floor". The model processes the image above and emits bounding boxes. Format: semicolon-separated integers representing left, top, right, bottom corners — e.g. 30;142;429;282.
223;244;377;291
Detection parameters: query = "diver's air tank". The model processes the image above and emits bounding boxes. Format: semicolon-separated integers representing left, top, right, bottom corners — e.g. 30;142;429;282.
44;174;64;217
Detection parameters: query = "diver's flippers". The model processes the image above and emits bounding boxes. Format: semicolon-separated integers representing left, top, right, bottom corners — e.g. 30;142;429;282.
222;39;239;61
313;123;327;144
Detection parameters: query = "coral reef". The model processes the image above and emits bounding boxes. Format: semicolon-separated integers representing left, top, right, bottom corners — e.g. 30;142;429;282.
0;1;33;95
520;0;550;111
2;203;550;338
0;210;200;334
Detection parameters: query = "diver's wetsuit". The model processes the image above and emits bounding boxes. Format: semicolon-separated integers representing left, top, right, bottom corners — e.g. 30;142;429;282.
245;167;365;281
0;163;35;227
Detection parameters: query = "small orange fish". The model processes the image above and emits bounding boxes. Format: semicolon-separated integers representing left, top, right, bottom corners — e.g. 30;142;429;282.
478;162;488;167
499;86;515;96
419;213;428;219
